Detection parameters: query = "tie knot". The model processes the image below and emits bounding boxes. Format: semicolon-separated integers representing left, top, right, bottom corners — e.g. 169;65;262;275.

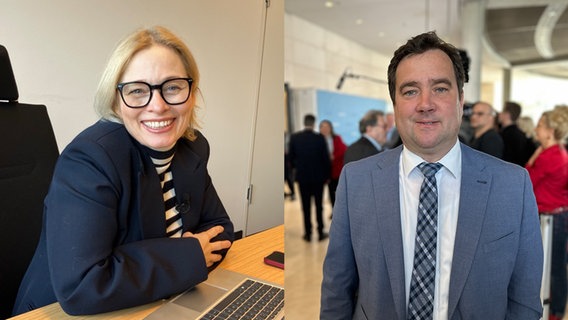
418;162;442;178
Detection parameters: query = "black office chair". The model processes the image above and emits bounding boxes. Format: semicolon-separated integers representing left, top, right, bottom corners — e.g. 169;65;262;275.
0;45;59;318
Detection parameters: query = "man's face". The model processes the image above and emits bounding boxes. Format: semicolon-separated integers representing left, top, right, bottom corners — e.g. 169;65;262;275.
367;115;387;145
498;110;509;125
393;49;464;162
470;103;493;130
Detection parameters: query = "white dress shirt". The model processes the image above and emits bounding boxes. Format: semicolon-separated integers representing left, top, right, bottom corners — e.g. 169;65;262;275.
400;140;462;320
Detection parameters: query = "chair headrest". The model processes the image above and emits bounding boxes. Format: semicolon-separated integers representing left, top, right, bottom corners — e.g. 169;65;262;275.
0;45;19;102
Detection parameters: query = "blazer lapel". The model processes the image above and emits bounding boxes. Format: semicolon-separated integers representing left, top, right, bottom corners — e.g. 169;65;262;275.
447;146;492;318
136;153;168;238
170;144;203;229
373;148;407;320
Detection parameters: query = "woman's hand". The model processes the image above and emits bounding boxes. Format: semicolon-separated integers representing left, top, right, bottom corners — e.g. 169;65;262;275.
183;226;232;267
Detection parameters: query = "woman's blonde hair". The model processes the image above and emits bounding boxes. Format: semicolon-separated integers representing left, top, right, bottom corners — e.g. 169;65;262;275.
541;105;568;143
517;116;535;139
94;26;200;141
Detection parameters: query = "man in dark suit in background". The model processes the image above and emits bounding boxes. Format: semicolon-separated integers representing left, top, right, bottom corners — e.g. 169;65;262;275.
344;110;388;164
498;101;536;166
289;114;331;242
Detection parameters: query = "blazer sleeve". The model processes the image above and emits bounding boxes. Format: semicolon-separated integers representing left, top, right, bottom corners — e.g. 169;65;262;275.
45;138;212;315
320;167;359;319
182;134;234;270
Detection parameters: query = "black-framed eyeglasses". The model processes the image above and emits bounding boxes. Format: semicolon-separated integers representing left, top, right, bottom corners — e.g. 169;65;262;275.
116;77;193;108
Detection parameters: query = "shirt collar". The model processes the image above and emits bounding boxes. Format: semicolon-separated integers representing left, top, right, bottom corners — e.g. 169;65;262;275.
401;139;461;179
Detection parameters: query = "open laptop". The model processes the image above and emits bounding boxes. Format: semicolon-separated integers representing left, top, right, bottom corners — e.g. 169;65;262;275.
144;268;284;319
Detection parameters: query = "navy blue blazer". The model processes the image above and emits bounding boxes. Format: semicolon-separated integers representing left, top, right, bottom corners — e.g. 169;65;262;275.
321;143;543;319
13;120;233;316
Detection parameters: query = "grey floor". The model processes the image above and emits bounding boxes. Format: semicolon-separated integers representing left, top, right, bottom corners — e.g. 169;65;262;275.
284;186;331;320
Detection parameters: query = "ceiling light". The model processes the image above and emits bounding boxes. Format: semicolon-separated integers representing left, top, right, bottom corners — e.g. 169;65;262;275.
324;1;334;8
535;3;568;58
355;19;363;25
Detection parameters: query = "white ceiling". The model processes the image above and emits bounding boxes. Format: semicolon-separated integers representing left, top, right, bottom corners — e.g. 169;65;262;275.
285;0;463;58
285;0;568;78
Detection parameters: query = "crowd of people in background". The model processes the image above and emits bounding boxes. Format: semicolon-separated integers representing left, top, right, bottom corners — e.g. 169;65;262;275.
467;102;567;320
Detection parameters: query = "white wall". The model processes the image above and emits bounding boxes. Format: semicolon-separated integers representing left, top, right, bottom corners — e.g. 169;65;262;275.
478;64;567;122
510;69;568;122
285;13;567;123
244;0;285;235
284;14;392;112
0;0;283;235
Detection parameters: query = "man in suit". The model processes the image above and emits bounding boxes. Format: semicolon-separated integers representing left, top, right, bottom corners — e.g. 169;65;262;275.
498;101;536;166
344;110;387;164
289;114;331;241
321;31;543;319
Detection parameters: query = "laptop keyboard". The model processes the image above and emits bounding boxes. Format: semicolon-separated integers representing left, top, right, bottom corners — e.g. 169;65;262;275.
199;278;284;319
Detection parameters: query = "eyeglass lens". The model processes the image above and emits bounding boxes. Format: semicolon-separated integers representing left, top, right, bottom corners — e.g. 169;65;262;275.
118;78;192;108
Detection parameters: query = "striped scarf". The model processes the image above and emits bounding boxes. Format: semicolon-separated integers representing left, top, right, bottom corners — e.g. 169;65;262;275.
147;146;183;238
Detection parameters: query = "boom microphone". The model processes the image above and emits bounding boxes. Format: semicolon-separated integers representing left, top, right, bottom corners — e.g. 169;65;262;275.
336;71;347;90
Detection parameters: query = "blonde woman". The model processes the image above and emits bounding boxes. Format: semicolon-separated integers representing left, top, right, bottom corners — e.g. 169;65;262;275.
13;26;233;316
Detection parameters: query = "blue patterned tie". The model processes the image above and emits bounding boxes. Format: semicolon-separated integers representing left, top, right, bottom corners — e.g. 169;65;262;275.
408;162;442;320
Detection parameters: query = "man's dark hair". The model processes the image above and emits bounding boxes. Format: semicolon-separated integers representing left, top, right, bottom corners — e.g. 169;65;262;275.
359;110;384;134
304;114;316;127
387;31;465;104
503;101;522;122
458;49;470;83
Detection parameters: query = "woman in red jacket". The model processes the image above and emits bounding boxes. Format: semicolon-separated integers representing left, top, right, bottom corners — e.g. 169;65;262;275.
319;120;347;209
525;105;568;320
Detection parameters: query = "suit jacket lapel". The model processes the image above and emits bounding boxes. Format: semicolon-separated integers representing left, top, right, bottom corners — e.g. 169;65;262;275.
170;144;202;229
447;145;492;318
136;152;168;238
373;148;407;320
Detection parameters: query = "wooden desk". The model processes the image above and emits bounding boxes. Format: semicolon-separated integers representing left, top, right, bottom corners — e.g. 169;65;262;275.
9;225;284;320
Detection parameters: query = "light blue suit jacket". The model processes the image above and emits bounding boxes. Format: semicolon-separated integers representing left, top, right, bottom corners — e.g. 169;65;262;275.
321;143;543;320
